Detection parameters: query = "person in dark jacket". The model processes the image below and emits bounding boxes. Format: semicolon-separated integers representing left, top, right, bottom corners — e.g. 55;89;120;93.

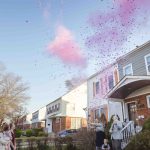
89;114;107;150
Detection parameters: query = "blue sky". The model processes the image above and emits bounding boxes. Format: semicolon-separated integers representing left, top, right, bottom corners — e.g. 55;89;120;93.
0;0;150;113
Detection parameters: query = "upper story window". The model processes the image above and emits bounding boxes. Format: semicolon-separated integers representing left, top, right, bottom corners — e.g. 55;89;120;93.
144;53;150;75
47;103;60;115
32;113;38;120
93;81;100;97
96;82;99;94
108;74;114;90
123;63;133;76
146;95;150;108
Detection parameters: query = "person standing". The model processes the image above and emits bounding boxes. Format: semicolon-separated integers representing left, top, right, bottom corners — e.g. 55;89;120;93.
109;115;123;150
9;123;16;150
0;123;11;150
89;117;106;150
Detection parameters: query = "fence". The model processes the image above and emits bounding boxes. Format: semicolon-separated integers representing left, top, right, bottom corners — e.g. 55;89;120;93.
16;136;77;150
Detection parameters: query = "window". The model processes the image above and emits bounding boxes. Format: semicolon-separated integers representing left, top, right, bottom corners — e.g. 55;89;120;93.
108;74;114;90
95;82;99;94
123;64;133;76
32;113;38;120
57;103;60;111
145;54;150;75
93;81;100;97
71;118;81;129
55;104;57;111
47;109;49;114
93;82;96;97
52;106;54;112
71;118;76;129
146;95;150;108
47;103;60;115
76;118;81;129
50;107;52;113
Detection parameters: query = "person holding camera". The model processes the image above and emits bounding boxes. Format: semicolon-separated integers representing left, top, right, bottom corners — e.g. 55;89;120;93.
109;115;123;150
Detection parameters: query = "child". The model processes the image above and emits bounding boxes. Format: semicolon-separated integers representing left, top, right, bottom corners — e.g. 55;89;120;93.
101;139;110;150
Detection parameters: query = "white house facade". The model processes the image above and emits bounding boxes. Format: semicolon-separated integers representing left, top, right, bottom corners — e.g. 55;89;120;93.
87;63;123;122
46;82;87;133
32;106;46;128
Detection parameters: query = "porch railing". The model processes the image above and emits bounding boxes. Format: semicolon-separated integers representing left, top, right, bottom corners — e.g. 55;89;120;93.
121;121;135;149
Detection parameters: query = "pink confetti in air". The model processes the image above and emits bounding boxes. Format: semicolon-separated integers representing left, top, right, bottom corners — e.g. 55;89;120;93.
86;0;150;58
47;25;87;68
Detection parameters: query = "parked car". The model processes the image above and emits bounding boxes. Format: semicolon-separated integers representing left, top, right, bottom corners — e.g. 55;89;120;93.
58;129;78;137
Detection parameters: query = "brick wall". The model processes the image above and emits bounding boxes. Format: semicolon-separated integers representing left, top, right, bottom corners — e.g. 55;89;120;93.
23;124;31;130
52;117;87;133
125;93;150;125
52;117;66;133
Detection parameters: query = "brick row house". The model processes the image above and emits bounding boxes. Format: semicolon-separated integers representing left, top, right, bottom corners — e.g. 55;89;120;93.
17;82;87;133
87;63;120;122
17;40;150;132
107;41;150;126
17;114;32;130
87;40;150;127
46;82;87;133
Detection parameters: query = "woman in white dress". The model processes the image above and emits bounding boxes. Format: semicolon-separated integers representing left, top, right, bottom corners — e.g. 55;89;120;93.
0;123;11;150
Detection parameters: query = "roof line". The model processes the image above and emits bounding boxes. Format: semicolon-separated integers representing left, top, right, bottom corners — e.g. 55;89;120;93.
117;40;150;61
88;40;150;80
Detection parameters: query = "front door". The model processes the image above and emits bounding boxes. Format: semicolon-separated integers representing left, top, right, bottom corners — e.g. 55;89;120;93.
127;102;137;123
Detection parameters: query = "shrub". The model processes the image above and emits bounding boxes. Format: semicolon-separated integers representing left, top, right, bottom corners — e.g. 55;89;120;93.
54;137;63;150
16;138;23;149
73;129;95;150
38;131;46;137
37;144;51;150
27;137;36;149
26;129;32;137
32;128;43;137
142;117;150;131
125;131;150;150
15;129;22;138
64;143;78;150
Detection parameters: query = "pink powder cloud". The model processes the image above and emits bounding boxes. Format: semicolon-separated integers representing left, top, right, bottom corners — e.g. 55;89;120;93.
47;25;87;67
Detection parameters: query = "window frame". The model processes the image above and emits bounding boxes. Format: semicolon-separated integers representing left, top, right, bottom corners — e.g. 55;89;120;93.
108;73;114;90
144;53;150;75
123;63;133;76
146;95;150;108
95;81;100;95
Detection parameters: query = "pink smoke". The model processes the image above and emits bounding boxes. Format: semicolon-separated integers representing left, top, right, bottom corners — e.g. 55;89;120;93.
86;0;150;56
47;25;87;67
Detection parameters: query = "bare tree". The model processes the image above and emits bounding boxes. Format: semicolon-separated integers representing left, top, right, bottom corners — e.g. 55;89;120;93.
0;65;30;122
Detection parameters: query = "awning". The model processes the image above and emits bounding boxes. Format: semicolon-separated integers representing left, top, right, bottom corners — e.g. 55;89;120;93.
106;76;150;99
48;113;64;119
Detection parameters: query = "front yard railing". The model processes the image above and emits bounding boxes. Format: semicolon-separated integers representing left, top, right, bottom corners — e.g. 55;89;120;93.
121;121;135;149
